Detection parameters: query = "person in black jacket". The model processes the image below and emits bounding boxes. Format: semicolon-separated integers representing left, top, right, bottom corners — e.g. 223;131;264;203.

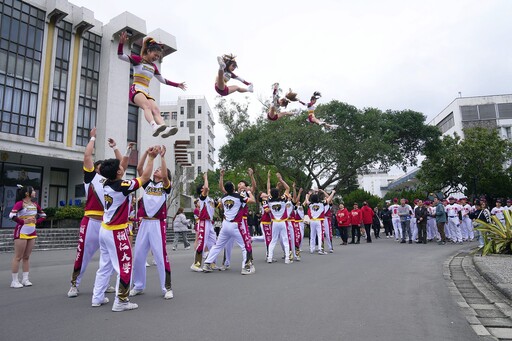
381;203;393;238
414;200;429;244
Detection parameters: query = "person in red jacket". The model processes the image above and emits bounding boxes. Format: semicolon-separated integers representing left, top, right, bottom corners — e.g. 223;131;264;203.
360;201;375;243
335;204;351;245
349;203;363;244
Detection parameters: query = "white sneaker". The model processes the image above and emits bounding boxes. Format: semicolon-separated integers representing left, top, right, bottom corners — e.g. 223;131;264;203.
112;300;138;312
10;281;23;289
92;297;109;307
152;124;167;137
247;84;254;93
129;288;144;297
161;126;178;138
145;262;150;267
285;259;292;264
21;279;32;286
241;266;252;275
202;263;214;272
329;249;334;253
67;286;79;298
296;256;301;261
164;289;174;300
105;285;116;293
218;264;230;271
185;246;191;250
250;264;256;274
190;262;203;272
266;258;272;263
217;56;226;69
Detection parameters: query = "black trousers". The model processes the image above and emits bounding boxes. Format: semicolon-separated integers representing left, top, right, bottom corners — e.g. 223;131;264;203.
337;225;350;243
364;224;372;242
351;225;361;243
418;222;427;243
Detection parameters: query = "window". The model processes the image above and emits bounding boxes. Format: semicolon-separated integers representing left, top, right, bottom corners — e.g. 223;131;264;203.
49;168;68;208
198;121;202;129
76;32;101;146
498;103;512;119
198;106;202;114
180;121;184;127
50;21;72;142
198;135;202;144
0;0;44;137
171;111;177;120
180;107;184;115
198;151;202;160
198;166;202;173
437;112;454;134
127;104;138;142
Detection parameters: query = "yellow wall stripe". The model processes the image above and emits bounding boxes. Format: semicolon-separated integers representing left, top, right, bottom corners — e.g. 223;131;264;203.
66;32;81;147
38;22;55;142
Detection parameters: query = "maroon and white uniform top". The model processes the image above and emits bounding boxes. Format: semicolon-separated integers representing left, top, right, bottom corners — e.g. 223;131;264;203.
137;180;170;220
308;202;325;221
198;195;215;222
9;200;46;239
222;193;248;222
102;178;142;230
389;204;400;219
461;204;473;218
83;167;106;217
268;195;289;221
491;206;505;221
117;43;180;88
446;203;462;219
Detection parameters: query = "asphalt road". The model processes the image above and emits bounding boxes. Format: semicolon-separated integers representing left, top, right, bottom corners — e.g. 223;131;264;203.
0;237;478;341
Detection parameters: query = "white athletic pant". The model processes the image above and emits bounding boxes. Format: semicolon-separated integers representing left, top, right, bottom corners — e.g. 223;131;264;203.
461;216;474;240
392;218;402;240
268;221;289;262
309;220;323;252
92;228;132;305
410;217;418;241
426;218;438;240
288;222;296;258
72;217;101;287
323;219;333;251
447;217;462;242
132;219;171;294
205;221;246;269
299;222;305;248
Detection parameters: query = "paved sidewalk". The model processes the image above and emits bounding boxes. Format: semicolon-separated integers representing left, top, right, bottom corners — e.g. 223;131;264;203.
474;254;512;301
446;248;512;340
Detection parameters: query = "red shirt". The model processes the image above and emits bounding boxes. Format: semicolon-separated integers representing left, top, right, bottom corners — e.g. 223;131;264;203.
336;208;351;226
350;209;362;225
360;205;374;224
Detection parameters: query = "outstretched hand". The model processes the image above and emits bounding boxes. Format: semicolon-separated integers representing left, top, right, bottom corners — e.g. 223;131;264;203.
108;138;116;148
160;145;167;157
90;127;97;138
178;82;187;91
119;31;128;45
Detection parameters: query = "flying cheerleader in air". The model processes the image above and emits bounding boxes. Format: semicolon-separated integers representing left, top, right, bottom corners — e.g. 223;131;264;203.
215;54;253;96
298;91;338;129
118;31;186;138
266;83;301;121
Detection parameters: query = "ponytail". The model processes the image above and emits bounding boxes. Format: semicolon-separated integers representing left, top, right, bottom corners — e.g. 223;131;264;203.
16;185;34;202
140;37;163;57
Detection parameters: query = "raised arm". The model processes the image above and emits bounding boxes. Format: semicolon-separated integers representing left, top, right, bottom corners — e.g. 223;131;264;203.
160;145;170;188
139;146;159;184
326;190;336;204
231;72;250;86
267;170;271;196
107;138;123;162
297;188;304;205
276;173;290;196
246;190;256;204
202;172;209;197
83;127;96;170
303;191;311;206
117;31;132;63
120;141;135;172
248;168;256;193
292;182;297;203
219;169;227;194
153;67;187;91
136;149;148;177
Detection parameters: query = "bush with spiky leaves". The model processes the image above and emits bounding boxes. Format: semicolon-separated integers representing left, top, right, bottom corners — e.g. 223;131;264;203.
475;210;512;255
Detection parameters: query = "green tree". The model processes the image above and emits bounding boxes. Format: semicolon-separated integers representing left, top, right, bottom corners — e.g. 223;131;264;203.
383;189;430;205
218;99;440;192
417;127;512;198
215;97;251;139
341;189;381;209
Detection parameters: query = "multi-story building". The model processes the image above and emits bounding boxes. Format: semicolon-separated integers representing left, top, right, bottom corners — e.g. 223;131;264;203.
0;0;189;227
161;97;216;200
383;94;512;194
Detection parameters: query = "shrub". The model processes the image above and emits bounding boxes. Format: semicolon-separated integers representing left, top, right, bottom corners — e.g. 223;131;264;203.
476;210;512;255
43;206;58;218
54;206;85;220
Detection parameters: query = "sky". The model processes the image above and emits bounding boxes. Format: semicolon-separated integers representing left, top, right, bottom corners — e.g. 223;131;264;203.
70;0;512;171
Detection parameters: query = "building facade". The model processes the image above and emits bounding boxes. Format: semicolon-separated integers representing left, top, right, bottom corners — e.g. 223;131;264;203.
0;0;186;227
161;97;216;206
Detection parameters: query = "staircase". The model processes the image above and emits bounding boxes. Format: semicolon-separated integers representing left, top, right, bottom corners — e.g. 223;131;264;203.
0;225;197;253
